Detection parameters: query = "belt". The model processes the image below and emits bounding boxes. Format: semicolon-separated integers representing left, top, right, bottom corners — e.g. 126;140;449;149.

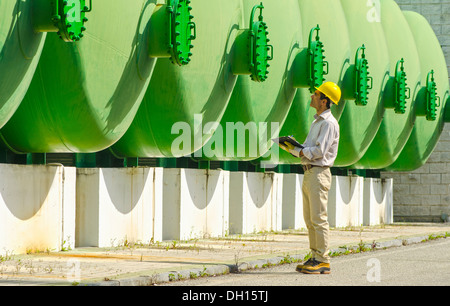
302;164;328;172
302;164;315;172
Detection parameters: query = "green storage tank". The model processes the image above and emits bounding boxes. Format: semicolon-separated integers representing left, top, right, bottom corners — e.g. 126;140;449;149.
0;1;46;129
0;0;447;173
332;0;391;167
270;0;351;166
194;0;303;162
0;0;158;153
385;11;450;171
111;0;243;158
353;0;421;169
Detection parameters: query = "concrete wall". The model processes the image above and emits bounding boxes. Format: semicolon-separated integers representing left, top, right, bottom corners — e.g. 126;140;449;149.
381;0;450;222
0;164;76;255
0;165;393;254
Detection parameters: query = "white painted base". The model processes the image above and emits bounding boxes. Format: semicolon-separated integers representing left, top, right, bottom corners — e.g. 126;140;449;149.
229;172;282;235
162;168;230;241
281;173;306;230
76;167;160;248
328;176;364;228
328;176;394;228
0;165;393;255
0;164;76;254
363;178;393;226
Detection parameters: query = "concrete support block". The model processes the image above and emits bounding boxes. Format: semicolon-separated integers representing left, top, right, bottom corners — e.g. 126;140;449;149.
328;176;364;228
0;164;74;255
162;169;230;241
281;173;305;230
76;168;155;247
229;172;281;235
363;178;394;225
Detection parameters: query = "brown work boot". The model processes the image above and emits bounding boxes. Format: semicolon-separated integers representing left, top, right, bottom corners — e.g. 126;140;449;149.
301;258;330;274
295;258;314;272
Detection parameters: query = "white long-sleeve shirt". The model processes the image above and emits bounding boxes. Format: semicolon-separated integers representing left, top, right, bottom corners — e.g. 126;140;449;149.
290;109;339;167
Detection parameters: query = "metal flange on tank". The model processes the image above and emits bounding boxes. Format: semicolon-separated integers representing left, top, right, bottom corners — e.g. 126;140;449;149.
342;44;373;106
231;2;273;82
415;70;441;121
354;45;372;106
384;58;411;114
292;25;329;93
32;0;91;42
148;0;196;66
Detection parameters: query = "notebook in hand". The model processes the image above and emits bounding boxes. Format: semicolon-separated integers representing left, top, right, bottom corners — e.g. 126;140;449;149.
272;136;304;148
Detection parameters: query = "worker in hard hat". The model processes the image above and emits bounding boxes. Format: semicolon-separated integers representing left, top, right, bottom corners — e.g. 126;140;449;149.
279;81;341;274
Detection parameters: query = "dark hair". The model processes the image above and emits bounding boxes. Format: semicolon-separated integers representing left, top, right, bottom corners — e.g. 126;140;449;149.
319;92;332;109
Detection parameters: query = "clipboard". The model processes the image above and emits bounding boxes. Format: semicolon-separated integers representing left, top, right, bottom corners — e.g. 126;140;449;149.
272;135;304;149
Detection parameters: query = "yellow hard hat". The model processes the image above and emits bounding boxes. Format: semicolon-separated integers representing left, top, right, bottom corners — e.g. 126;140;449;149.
315;82;341;105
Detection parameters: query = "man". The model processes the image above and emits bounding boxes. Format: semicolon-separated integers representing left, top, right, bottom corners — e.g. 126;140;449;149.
279;81;341;274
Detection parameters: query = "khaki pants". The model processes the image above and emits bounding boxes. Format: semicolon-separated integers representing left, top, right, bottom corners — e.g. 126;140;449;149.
302;166;332;263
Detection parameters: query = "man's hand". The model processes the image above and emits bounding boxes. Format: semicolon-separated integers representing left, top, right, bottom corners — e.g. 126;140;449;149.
279;141;295;152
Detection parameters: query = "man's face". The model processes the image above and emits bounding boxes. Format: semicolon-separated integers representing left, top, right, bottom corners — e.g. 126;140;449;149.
310;90;326;111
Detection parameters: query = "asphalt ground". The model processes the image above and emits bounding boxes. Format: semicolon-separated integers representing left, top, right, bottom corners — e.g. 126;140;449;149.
0;222;449;286
163;237;450;286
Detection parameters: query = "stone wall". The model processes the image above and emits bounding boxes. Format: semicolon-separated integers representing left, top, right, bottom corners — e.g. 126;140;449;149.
381;0;450;222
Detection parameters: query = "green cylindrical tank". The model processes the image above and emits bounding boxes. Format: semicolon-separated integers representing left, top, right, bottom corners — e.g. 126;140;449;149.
331;0;390;167
111;0;243;158
352;0;421;169
194;0;303;161
0;0;158;153
385;11;450;171
0;1;46;129
272;0;351;165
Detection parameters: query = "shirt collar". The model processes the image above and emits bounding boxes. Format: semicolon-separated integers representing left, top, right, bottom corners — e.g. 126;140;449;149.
314;109;332;120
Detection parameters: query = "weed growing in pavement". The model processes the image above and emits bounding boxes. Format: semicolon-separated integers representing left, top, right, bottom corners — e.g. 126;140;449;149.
279;254;300;265
189;272;198;279
168;273;176;282
330;240;375;257
200;266;209;277
0;250;14;262
422;232;450;242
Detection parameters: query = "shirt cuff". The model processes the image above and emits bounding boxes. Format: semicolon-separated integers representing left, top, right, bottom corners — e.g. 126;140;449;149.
301;148;314;160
